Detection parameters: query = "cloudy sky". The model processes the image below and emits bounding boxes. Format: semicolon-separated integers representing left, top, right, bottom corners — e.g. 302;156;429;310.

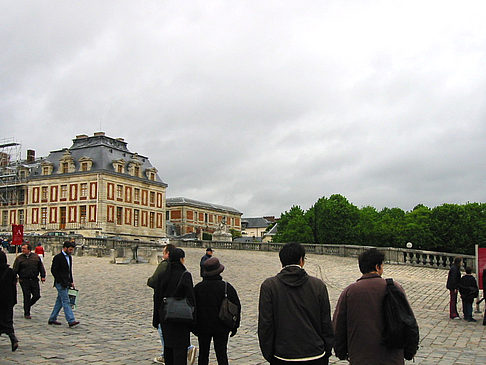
2;1;486;217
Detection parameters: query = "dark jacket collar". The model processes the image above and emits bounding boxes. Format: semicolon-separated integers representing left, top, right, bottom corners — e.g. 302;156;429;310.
357;272;382;281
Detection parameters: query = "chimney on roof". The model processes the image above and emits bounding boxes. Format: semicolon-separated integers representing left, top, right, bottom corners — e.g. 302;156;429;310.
116;138;125;142
76;134;88;139
27;149;35;163
94;132;105;137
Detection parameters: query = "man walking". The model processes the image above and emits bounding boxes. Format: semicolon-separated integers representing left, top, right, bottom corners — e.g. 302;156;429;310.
12;243;46;319
258;242;334;364
48;241;79;327
333;248;418;364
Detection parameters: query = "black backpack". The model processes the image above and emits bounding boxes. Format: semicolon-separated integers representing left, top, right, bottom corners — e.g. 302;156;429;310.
382;278;419;360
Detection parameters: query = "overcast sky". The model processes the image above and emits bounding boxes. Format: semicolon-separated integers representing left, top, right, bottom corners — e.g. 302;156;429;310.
2;1;486;217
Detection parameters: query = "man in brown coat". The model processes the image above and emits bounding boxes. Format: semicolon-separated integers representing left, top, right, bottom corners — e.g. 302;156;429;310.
332;248;415;365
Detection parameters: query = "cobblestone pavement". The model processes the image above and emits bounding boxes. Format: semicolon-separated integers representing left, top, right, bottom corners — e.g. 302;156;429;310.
2;248;486;364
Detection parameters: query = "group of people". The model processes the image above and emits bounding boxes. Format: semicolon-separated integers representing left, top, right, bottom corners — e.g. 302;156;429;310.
0;241;80;352
447;256;485;324
148;245;241;365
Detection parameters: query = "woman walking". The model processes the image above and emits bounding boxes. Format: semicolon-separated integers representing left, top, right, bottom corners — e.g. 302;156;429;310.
0;250;19;351
154;248;195;365
194;257;241;365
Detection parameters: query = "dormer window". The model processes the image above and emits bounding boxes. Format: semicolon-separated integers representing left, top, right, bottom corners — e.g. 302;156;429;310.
134;166;140;177
40;161;54;176
78;157;93;172
112;159;126;174
58;150;75;174
145;167;158;181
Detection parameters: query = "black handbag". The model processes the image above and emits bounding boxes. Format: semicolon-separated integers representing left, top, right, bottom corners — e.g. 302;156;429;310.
218;281;239;329
163;270;194;324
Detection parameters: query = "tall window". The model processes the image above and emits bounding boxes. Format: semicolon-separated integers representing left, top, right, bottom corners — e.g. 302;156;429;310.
116;185;123;200
80;183;88;198
60;185;67;199
116;207;122;225
150;192;155;205
81;162;88;172
80;206;87;224
42;167;49;175
134;188;140;202
18;210;24;225
134;166;140;177
41;186;48;201
2;211;8;226
117;165;123;173
149;212;155;229
62;162;69;173
41;208;47;225
134;209;139;227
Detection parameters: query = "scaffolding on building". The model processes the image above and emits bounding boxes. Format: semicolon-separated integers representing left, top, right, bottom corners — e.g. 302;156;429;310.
0;138;28;211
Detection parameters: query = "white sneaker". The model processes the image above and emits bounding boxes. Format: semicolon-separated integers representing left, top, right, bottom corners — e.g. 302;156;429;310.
187;345;197;365
153;355;165;364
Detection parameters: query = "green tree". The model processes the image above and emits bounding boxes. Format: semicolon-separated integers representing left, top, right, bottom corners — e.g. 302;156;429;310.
274;205;313;243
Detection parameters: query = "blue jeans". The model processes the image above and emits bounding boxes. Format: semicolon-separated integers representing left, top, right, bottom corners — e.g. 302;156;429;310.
158;324;164;356
49;283;75;324
462;300;473;320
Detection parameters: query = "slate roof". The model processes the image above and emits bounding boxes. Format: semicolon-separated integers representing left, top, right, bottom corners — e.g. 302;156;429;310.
28;133;167;187
241;217;271;229
166;197;242;215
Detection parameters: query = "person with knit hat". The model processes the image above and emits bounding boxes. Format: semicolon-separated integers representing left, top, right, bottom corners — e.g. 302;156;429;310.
194;256;241;365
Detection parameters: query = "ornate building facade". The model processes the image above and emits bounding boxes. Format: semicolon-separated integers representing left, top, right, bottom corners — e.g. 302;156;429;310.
1;133;167;240
166;197;242;239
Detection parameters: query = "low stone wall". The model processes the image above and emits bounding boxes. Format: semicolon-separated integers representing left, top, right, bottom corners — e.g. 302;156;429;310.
38;236;475;270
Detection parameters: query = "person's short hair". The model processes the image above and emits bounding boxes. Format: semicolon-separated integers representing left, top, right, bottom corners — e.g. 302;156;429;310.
206;247;213;252
63;241;76;249
358;248;385;274
169;248;185;262
22;243;32;251
465;266;473;274
279;242;305;267
453;256;463;267
164;243;175;255
37;243;42;247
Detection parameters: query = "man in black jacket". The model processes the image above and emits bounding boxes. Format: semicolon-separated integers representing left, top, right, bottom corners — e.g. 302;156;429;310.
446;256;462;319
48;241;79;327
258;243;334;364
13;243;46;319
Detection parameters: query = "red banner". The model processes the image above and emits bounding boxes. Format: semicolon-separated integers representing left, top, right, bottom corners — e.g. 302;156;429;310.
478;247;486;290
11;224;23;245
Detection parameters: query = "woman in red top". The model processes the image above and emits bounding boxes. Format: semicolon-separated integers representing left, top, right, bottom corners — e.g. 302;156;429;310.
34;243;45;262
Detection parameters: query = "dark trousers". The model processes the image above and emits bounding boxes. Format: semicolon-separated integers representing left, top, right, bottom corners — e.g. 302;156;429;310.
270;356;329;365
197;333;229;365
449;289;459;318
0;307;14;335
164;346;187;365
19;279;41;316
462;300;473;320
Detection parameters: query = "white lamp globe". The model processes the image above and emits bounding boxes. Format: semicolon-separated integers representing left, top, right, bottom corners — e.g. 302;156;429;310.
406;242;413;249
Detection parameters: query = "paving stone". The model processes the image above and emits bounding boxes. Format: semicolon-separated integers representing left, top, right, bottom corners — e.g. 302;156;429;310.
2;249;485;364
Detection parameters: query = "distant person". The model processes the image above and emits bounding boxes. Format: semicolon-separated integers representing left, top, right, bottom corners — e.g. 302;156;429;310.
200;248;213;277
459;267;479;322
0;250;18;351
48;241;79;327
12;243;46;319
154;248;196;365
446;257;462;319
483;269;486;326
1;238;9;252
258;242;333;364
333;248;418;364
194;257;241;365
34;243;45;263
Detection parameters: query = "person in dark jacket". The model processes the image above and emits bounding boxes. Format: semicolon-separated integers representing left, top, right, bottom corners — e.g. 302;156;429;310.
446;256;462;319
154;248;195;365
459;267;479;322
194;257;241;365
12;243;46;319
48;241;79;327
0;250;19;351
333;248;417;365
199;248;213;277
258;242;333;365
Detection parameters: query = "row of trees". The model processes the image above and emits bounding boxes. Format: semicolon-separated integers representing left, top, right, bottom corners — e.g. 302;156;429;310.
273;194;486;255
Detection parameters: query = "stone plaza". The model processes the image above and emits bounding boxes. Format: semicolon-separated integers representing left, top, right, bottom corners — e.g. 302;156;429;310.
2;247;486;364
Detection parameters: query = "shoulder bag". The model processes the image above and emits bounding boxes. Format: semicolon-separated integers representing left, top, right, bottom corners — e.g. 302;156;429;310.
218;281;239;329
163;270;194;324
